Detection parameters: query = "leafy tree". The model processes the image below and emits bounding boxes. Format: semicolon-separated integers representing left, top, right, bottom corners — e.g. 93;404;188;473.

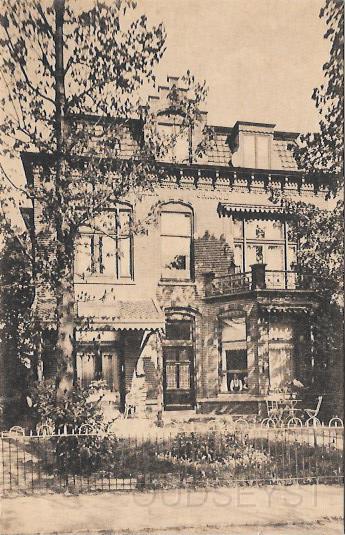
285;0;344;418
0;0;210;399
292;0;343;195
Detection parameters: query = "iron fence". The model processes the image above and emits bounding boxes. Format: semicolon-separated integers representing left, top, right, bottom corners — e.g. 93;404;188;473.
0;425;343;496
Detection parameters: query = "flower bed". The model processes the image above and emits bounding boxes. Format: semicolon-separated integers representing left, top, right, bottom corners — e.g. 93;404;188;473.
3;429;343;495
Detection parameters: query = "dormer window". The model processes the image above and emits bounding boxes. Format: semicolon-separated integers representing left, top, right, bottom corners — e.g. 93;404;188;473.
242;134;270;169
231;122;274;169
158;122;189;164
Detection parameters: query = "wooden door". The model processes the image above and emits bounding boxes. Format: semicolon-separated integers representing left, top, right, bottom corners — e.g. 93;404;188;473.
163;346;195;409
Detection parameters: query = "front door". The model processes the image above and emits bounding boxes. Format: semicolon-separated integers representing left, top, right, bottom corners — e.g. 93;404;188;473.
163;346;195;409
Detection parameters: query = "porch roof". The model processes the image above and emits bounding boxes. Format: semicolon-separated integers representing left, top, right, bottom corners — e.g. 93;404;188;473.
77;299;165;331
217;203;285;218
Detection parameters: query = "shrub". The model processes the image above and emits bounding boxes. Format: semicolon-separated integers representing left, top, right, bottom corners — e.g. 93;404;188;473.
29;380;108;476
29;379;105;432
156;431;270;479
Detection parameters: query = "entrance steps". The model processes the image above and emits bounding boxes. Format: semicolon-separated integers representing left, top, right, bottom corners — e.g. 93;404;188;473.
162;410;196;423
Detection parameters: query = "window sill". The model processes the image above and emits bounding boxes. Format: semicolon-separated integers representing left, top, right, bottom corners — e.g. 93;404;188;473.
75;277;136;285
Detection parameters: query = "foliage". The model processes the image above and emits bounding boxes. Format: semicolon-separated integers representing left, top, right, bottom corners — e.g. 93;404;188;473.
31;430;343;490
285;198;343;306
0;0;211;390
291;0;344;195
0;231;34;364
279;1;344;417
156;432;270;476
29;379;104;431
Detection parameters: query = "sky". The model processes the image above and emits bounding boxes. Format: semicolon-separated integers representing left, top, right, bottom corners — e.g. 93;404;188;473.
136;0;328;133
1;0;329;201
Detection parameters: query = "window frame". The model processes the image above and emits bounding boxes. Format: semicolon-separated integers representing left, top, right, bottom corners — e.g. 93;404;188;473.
242;132;271;169
75;204;134;282
232;216;297;274
221;316;248;394
163;317;195;397
76;347;121;394
160;203;194;282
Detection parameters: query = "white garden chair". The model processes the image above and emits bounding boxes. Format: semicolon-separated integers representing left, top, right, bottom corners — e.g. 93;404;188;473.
305;395;322;427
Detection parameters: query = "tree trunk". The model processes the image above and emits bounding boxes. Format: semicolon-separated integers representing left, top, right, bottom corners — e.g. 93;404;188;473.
56;249;75;397
54;0;75;397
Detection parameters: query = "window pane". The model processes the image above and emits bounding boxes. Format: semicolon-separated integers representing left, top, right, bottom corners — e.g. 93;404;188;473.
162;236;190;279
272;221;284;240
179;363;190;389
166;363;177;389
118;236;131;278
243;134;256;168
288;245;297;269
117;210;131;237
234;244;243;272
79;353;95;388
247;244;263;266
75;235;91;278
226;349;247;371
158;123;174;162
166;321;191;340
226;349;248;393
266;245;285;270
246;219;284;240
247;220;263;240
161;212;191;236
233;219;243;239
269;345;293;389
222;318;246;343
256;135;270;169
93;212;115;234
174;127;189;163
102;236;115;276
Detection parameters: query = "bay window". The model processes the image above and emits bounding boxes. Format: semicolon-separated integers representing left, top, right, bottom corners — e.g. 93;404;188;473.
232;216;299;289
233;217;296;277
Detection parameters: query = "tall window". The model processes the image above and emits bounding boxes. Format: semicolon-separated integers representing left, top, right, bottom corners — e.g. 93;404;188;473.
269;321;294;390
161;203;193;281
75;205;133;280
76;350;120;393
221;317;248;393
233;218;297;273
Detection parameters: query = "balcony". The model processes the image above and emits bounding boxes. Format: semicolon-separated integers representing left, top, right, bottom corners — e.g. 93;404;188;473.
204;264;316;299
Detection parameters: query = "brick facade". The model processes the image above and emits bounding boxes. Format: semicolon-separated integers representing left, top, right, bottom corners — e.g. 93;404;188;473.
20;103;331;417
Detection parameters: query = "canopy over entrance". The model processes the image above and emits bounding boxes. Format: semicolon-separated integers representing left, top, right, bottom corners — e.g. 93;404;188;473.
77;299;165;333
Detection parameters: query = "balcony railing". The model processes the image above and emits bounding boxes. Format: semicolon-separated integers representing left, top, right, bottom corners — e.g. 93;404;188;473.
204;265;316;298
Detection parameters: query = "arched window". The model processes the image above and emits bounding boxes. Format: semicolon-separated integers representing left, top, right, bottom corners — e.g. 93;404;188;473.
160;202;193;281
75;203;133;281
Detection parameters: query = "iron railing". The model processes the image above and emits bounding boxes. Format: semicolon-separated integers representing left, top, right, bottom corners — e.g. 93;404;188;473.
0;426;343;496
206;272;252;297
206;270;316;298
